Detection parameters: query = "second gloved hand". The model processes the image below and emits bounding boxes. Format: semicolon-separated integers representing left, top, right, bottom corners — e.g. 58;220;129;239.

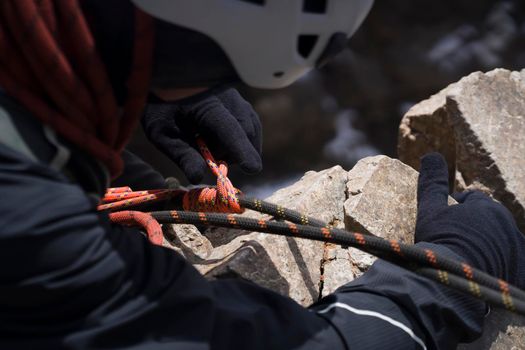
416;153;525;289
142;87;262;184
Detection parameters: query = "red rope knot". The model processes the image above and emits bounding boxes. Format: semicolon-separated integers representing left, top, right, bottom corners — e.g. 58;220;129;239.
182;139;244;214
100;138;244;245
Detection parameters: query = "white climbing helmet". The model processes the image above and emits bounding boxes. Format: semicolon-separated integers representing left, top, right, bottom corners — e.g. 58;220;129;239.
131;0;374;89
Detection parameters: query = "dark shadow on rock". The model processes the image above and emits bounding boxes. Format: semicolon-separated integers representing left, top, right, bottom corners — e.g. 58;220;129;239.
203;226;254;248
206;241;290;297
285;237;319;302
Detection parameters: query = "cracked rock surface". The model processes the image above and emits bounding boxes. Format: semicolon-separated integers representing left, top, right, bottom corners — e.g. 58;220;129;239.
166;166;348;306
322;155;452;296
164;154;522;349
166;158;440;302
164;156;451;302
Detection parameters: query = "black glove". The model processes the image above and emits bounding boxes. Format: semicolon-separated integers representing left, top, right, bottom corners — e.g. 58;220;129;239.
416;153;525;288
142;87;262;184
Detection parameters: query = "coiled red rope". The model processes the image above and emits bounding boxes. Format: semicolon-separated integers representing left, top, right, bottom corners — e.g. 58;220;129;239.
0;0;154;176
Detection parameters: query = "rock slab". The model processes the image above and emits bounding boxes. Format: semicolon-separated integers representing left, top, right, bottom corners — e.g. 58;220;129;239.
168;166;349;306
399;68;525;231
322;156;425;296
321;155;457;296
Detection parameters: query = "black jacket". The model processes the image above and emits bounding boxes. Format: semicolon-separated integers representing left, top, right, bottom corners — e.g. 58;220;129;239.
0;93;485;349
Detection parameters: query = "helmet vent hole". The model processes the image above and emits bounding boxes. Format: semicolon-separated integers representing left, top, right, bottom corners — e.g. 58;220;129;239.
303;0;327;13
273;72;284;78
238;0;265;5
297;35;319;59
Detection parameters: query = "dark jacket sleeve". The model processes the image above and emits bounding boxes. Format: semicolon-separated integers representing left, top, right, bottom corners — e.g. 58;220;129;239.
310;242;487;350
0;142;344;350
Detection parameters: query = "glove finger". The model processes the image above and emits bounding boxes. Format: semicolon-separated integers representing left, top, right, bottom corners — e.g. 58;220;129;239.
228;109;262;155
214;88;251;117
452;190;491;204
177;145;209;184
194;99;263;174
216;88;263;155
208;115;262;173
451;192;468;203
142;102;208;183
417;152;450;221
249;110;263;155
152;134;208;184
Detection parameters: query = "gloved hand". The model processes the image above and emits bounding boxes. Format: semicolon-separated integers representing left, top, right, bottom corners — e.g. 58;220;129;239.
416;152;525;288
142;87;262;184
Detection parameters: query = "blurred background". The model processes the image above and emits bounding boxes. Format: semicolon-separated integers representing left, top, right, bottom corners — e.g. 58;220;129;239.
129;0;525;197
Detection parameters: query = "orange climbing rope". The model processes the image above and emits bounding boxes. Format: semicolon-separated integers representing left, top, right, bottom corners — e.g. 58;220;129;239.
109;210;164;245
99;138;244;244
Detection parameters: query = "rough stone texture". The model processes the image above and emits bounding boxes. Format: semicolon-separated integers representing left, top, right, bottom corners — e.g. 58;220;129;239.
398;68;525;231
446;69;525;349
347;156;420;243
320;156;457;297
321;156;421;296
163;224;213;262
345;155;457;242
165;157;428;301
398;86;457;190
167;166;349;306
449;69;525;230
320;243;362;298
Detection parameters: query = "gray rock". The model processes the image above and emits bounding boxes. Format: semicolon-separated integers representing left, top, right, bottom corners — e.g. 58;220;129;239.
321;243;359;297
449;70;525;349
398;85;457;190
205;240;291;296
188;166;349;306
320;156;457;297
321;156;423;296
448;69;525;229
399;68;525;230
163;224;213;264
346;155;421;243
331;155;525;350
